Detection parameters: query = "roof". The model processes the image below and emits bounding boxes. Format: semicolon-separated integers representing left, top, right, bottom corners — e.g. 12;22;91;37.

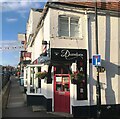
31;8;43;12
58;1;120;12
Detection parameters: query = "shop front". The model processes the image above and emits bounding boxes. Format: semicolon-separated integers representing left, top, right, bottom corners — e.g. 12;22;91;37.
24;48;88;115
50;48;87;114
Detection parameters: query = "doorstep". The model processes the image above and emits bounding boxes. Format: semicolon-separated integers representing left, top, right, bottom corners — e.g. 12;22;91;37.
32;105;46;112
47;112;73;117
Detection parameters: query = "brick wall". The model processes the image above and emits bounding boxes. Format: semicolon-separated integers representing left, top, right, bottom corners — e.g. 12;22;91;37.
61;1;120;12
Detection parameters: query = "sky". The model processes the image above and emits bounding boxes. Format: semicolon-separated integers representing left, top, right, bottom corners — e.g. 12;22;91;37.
1;0;47;67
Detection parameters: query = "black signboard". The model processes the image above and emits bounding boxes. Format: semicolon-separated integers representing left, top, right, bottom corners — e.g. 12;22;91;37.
51;48;87;62
51;48;87;100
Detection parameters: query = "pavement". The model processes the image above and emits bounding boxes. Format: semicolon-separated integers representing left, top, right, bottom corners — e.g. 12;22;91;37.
2;76;69;118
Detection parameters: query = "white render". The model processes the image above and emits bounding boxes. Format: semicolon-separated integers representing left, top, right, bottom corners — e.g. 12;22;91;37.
87;14;120;105
24;3;120;114
26;9;42;42
42;7;119;107
26;9;42;59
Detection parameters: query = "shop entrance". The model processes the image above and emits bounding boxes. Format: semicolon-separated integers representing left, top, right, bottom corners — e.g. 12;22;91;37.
54;65;70;113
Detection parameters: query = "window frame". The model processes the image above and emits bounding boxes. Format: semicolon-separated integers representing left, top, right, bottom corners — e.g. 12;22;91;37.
58;15;82;39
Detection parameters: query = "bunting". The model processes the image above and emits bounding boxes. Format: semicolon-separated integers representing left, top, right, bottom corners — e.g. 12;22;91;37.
0;46;24;50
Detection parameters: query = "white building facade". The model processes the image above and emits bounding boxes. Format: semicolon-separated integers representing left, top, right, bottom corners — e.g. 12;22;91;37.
23;2;120;118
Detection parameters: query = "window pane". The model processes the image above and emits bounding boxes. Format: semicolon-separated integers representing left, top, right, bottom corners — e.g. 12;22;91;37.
70;18;80;37
56;84;62;91
59;16;69;36
64;84;69;91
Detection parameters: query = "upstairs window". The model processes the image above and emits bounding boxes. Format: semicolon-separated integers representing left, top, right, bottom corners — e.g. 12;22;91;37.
59;16;81;38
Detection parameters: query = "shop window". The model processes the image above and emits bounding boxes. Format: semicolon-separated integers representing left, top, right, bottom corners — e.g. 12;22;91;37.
55;65;69;74
58;15;81;38
56;76;70;92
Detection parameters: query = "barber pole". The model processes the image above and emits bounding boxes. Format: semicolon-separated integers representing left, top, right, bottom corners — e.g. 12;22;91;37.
42;41;47;56
43;44;47;53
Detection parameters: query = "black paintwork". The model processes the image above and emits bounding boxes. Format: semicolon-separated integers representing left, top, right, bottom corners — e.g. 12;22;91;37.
26;95;52;112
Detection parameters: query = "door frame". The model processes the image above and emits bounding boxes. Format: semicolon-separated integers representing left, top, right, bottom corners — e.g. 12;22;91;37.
53;65;70;113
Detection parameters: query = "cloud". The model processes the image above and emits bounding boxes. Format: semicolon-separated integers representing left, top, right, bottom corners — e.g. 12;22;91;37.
1;1;46;18
1;0;47;2
6;18;18;22
17;10;28;18
1;1;46;12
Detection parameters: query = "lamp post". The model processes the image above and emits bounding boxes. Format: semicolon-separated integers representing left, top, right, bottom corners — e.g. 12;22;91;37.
95;1;101;119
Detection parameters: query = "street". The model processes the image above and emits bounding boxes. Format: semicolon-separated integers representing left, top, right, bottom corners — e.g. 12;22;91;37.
2;76;66;118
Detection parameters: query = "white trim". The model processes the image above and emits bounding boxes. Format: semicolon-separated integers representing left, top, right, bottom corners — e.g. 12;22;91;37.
26;64;44;68
26;92;43;96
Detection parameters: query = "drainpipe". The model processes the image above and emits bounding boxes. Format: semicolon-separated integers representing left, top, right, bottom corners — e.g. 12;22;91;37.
95;1;101;119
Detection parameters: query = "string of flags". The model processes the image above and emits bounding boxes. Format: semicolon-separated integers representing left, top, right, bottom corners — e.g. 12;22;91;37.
0;46;24;50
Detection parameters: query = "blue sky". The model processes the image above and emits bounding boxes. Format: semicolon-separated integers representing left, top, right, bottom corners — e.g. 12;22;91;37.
1;1;46;67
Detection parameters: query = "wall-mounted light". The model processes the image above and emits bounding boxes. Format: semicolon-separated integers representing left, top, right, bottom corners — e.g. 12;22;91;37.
42;40;48;45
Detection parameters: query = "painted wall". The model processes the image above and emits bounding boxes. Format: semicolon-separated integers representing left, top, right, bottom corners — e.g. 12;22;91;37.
88;13;120;105
32;28;43;62
26;9;41;39
48;8;89;111
26;9;42;62
48;7;120;107
25;4;120;114
43;9;51;51
49;8;87;49
32;11;42;34
118;18;120;103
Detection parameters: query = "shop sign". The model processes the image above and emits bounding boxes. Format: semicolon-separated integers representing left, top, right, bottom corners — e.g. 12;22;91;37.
51;48;87;62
